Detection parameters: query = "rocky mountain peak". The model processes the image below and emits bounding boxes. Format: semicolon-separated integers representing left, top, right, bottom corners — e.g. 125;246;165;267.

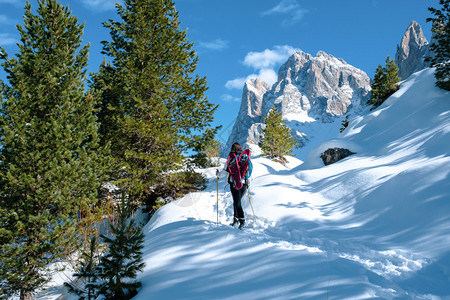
272;50;370;119
223;50;371;156
402;21;428;50
222;78;270;154
243;78;270;118
395;21;429;80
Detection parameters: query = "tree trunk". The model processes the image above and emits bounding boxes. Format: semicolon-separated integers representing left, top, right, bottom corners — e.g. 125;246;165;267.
20;291;33;300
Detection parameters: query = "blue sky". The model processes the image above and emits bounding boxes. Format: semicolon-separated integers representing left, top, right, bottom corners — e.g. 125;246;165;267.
0;0;437;143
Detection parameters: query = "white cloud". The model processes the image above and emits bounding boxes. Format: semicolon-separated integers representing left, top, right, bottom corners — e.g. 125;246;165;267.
225;69;278;90
0;33;17;46
225;77;249;90
262;0;308;26
243;45;299;70
258;68;278;86
79;0;122;11
221;94;240;102
198;39;229;51
262;0;300;14
225;45;298;90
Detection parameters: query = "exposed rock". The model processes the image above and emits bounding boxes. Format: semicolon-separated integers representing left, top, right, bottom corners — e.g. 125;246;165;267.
224;78;270;150
320;148;355;166
272;51;370;120
223;50;371;155
395;21;430;80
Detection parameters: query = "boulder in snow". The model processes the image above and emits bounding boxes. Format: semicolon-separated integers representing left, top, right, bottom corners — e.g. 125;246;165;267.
320;148;355;165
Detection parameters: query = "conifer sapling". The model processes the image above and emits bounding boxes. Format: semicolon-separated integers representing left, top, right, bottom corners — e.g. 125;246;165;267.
260;107;297;164
95;193;145;299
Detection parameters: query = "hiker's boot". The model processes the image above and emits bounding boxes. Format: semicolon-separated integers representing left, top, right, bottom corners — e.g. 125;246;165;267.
238;219;245;230
230;217;238;227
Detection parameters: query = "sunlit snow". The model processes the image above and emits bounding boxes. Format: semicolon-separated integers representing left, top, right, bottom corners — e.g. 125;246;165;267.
38;68;449;299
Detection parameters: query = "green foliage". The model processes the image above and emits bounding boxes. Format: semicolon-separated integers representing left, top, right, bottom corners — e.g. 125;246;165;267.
191;139;221;168
340;115;350;133
149;171;206;211
260;107;297;164
64;237;101;300
152;197;168;212
96;194;145;299
91;0;219;204
190;152;209;168
204;139;222;167
0;0;109;297
368;56;400;108
427;0;450;91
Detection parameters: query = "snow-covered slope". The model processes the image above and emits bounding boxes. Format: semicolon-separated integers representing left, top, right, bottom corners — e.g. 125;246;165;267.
38;68;449;299
133;68;450;299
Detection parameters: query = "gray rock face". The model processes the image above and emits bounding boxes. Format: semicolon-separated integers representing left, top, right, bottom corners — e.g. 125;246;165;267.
395;21;430;80
224;78;270;151
223;50;371;155
271;51;370;121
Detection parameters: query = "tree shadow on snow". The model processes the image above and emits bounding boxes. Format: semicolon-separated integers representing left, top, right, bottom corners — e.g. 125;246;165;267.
136;219;399;300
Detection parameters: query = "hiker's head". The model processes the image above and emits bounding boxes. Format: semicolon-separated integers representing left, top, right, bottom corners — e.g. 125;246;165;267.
230;142;242;154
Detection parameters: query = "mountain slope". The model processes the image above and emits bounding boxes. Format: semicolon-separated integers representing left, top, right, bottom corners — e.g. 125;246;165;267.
135;68;450;299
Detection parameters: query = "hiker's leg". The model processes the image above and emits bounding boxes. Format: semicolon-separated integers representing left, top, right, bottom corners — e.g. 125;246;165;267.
237;185;247;222
230;186;240;224
231;185;244;220
231;185;247;224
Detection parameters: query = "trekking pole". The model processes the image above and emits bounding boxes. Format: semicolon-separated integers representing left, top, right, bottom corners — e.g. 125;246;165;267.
247;189;256;218
216;176;219;225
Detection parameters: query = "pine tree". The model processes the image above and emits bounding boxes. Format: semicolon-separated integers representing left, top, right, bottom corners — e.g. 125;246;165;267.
368;56;400;108
91;0;219;205
205;138;222;167
191;138;221;168
96;194;145;299
0;1;109;298
64;237;101;300
385;57;401;91
260;107;297;164
427;0;450;91
368;65;386;107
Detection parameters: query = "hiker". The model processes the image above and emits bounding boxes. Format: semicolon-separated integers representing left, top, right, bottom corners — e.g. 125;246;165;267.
216;142;251;229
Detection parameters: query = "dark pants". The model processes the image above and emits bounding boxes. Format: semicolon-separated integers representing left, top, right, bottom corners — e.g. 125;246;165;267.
230;184;247;222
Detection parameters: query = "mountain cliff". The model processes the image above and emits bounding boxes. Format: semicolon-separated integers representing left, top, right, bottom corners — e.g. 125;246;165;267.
224;50;371;158
224;78;271;152
395;21;430;80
